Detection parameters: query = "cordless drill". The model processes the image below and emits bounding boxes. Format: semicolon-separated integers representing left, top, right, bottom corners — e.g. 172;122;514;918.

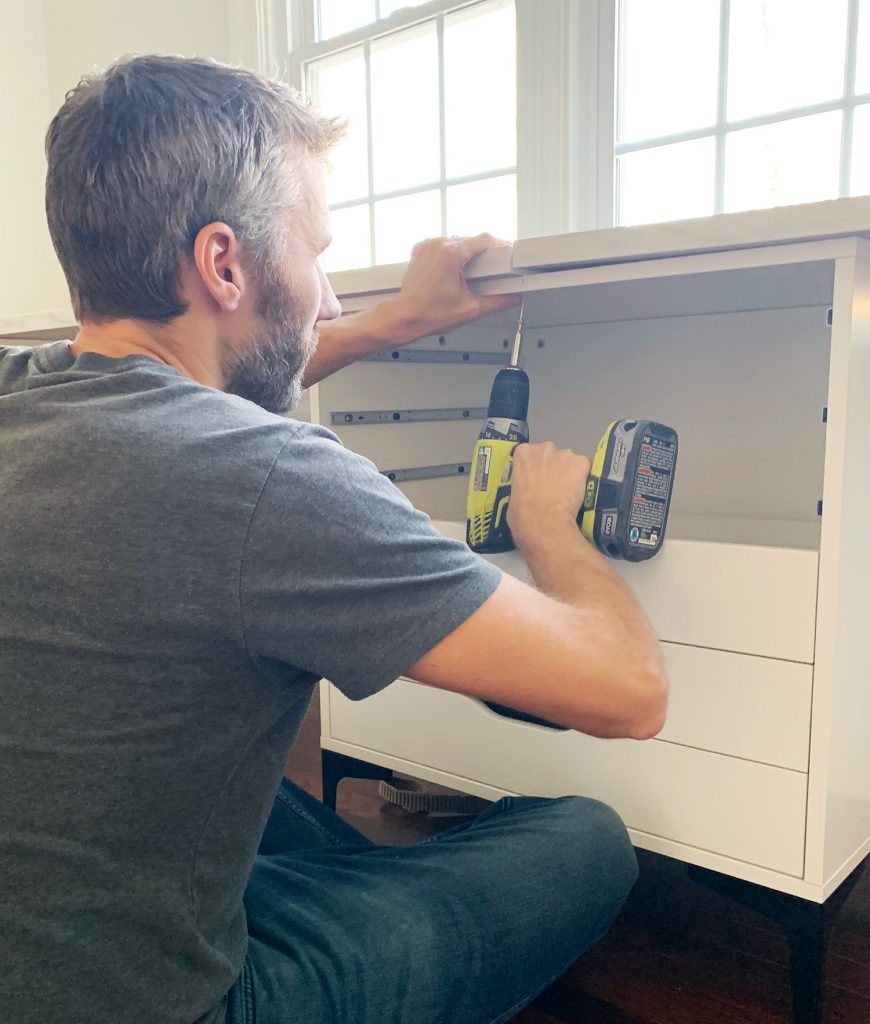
466;303;679;562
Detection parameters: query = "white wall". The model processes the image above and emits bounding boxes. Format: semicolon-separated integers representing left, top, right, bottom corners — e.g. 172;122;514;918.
0;1;67;321
41;0;232;111
0;0;256;328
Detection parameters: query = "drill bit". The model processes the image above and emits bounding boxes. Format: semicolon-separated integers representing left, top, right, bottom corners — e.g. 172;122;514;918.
509;299;524;368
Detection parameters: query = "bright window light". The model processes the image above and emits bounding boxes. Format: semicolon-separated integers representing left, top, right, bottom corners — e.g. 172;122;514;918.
724;112;842;213
370;22;440;194
379;0;433;17
619;0;720;143
374;189;441;264
444;0;515;178
317;0;376;41
308;47;368;205
727;0;849;121
853;104;870;198
306;0;517;271
446;173;517;239
616;0;861;225
321;205;371;274
857;0;870;95
619;137;716;225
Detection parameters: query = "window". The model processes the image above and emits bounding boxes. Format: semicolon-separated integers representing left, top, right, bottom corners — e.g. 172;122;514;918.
277;0;870;265
294;0;516;272
616;0;870;226
314;0;434;42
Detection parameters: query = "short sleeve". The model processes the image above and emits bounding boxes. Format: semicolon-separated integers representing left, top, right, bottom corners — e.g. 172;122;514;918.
239;423;502;699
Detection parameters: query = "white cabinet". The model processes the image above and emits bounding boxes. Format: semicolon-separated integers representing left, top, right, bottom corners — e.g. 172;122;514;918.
318;198;870;904
6;193;867;906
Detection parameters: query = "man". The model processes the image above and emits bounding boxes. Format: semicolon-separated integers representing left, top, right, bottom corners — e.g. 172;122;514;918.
0;55;666;1024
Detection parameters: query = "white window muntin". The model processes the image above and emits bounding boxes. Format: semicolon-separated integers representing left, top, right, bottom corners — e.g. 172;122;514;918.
614;0;870;223
289;0;517;268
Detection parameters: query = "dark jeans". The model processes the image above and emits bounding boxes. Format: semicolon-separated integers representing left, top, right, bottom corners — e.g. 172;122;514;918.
226;777;638;1024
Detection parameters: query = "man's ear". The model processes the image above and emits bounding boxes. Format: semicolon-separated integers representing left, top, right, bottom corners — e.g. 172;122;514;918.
192;222;246;312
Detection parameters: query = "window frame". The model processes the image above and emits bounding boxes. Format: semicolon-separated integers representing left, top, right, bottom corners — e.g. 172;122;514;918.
294;0;519;268
614;0;870;223
266;0;870;250
282;0;619;247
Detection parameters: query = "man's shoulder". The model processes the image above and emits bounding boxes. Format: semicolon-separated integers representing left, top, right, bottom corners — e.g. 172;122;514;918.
180;395;345;465
0;345;38;393
136;388;354;502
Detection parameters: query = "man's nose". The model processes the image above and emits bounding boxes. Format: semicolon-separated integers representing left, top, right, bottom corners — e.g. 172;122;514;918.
317;264;342;322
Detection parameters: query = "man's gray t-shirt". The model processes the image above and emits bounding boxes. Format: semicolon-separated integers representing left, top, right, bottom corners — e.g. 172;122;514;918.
0;341;501;1024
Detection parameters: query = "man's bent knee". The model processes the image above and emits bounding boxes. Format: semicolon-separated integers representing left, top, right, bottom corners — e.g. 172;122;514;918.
551;795;638;929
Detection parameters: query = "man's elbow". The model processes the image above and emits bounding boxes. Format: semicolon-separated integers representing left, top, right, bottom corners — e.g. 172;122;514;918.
626;665;669;740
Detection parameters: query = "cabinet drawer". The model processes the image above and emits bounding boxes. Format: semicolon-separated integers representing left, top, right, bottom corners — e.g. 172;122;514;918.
328;679;807;876
658;643;812;770
432;520;819;663
615;540;818;662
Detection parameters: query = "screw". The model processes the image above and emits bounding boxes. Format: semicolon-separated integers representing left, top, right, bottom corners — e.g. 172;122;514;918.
458;465;466;473
502;338;509;349
462;410;469;418
391;351;400;359
344;414;353;423
393;412;401;421
537;339;545;349
462;353;470;361
438;336;447;346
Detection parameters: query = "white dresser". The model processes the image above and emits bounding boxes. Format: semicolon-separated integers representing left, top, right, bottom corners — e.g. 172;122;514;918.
315;197;870;909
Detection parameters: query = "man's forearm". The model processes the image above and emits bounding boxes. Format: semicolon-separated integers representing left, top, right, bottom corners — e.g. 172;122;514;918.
303;300;413;387
513;516;664;678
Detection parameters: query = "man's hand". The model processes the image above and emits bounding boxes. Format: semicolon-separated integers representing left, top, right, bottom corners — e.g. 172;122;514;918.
381;233;523;344
507;442;592;549
302;233;522;387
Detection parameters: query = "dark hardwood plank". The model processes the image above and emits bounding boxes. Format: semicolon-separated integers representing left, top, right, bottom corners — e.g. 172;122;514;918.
562;921;793;1024
516;981;657;1023
510;1005;566;1024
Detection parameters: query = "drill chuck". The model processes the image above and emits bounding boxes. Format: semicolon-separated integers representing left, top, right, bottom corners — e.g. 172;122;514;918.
486;366;529;420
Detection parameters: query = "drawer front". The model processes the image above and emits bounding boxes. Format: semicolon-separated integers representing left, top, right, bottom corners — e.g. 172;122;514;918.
432;520;819;663
658;643;812;771
615;540;818;663
328;680;807;876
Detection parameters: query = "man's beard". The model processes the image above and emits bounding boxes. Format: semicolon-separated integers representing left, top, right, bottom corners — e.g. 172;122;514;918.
223;264;318;415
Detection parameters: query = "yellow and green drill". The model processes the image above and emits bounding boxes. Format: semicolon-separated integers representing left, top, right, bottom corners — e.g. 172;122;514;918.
466;302;679;563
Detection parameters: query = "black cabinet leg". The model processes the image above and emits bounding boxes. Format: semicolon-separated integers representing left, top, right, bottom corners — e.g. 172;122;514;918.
321;749;394;811
687;860;865;1024
785;900;826;1024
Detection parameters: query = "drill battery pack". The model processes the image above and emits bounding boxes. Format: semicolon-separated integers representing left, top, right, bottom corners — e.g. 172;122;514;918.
579;419;678;562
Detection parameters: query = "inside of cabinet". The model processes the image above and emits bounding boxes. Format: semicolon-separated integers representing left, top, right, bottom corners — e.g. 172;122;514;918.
319;258;835;553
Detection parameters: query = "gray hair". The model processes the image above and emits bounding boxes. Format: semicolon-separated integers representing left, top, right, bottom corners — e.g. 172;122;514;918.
45;54;344;323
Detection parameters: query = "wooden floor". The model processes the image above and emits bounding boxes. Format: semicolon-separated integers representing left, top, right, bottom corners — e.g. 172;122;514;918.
285;696;870;1024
